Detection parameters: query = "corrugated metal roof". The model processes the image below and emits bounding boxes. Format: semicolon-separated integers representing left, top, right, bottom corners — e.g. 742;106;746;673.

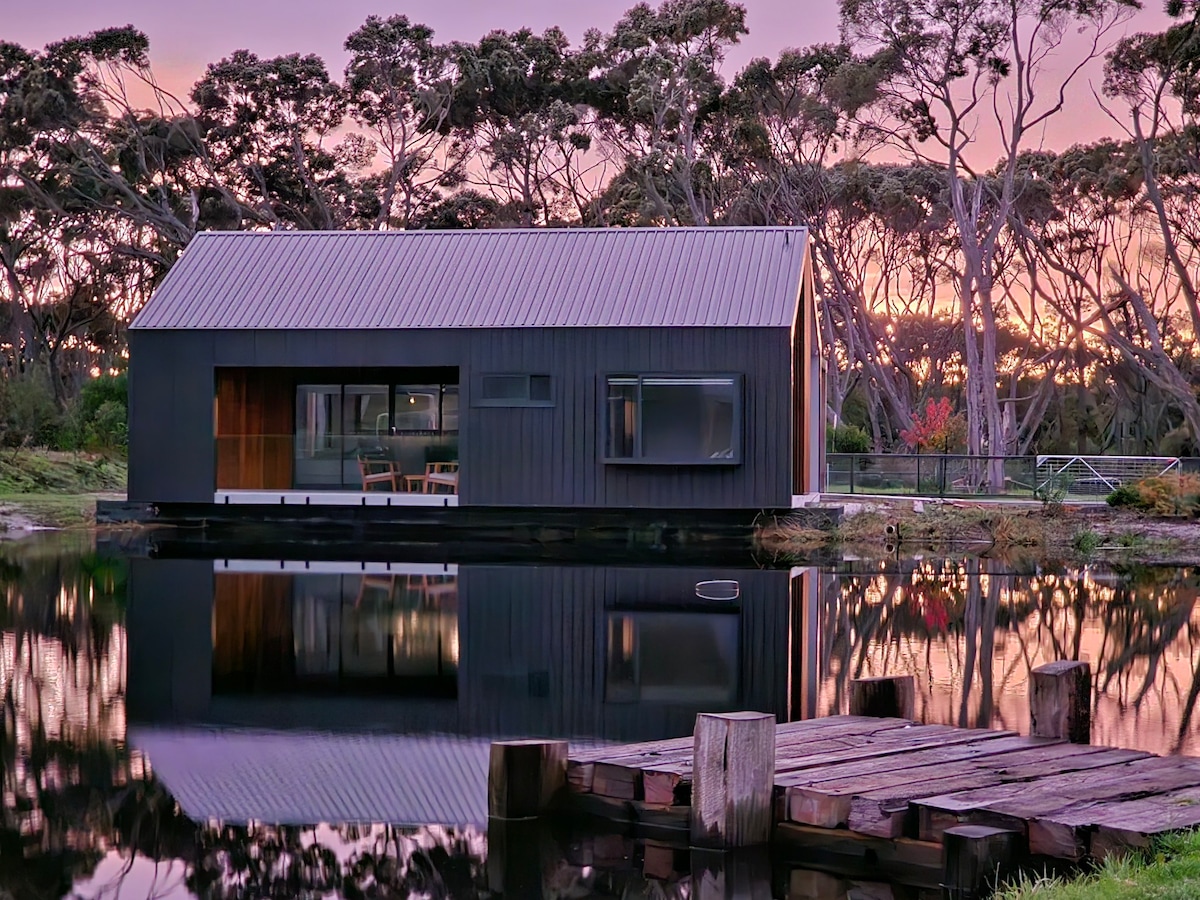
131;727;491;826
130;227;808;330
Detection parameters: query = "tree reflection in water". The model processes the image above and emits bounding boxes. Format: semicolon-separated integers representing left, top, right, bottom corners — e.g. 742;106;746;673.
1;535;691;899
818;559;1200;753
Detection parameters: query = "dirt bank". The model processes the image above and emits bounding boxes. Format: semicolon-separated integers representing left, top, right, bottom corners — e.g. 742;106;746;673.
758;498;1200;565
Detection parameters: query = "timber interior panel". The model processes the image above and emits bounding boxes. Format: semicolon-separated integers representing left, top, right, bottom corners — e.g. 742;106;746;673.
215;368;294;490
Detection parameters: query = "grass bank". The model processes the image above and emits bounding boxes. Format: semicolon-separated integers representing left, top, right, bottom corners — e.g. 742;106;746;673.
999;831;1200;899
0;449;126;528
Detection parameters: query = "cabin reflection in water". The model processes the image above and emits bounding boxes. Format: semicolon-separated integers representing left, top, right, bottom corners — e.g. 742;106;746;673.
211;568;459;697
128;560;813;742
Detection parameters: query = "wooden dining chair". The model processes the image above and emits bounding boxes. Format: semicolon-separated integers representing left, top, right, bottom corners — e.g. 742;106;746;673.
358;454;400;491
423;460;459;494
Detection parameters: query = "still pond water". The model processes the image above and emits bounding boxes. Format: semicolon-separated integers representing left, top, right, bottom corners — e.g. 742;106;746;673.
4;532;1200;898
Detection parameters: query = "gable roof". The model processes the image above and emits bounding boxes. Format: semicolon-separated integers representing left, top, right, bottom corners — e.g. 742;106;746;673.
130;226;808;330
131;727;491;827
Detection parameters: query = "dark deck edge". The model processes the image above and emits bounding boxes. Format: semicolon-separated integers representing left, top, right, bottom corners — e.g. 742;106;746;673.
96;500;841;567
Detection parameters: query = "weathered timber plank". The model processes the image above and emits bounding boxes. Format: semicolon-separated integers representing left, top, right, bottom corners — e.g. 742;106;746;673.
775;727;1016;780
844;746;1147;839
981;746;1149;780
569;716;917;792
592;762;641;800
1031;782;1200;860
642;723;963;806
788;742;1034;832
915;757;1200;843
568;716;912;766
784;735;1056;790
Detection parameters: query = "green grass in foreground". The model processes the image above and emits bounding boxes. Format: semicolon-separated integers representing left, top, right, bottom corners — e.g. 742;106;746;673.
998;831;1200;900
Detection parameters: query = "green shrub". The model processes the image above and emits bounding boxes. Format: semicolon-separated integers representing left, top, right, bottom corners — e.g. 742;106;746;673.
87;400;127;450
829;424;871;454
1106;484;1140;508
1071;528;1102;555
58;373;128;453
0;370;61;448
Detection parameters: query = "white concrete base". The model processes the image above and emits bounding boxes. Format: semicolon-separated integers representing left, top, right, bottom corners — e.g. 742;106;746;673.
213;490;458;508
791;492;822;508
214;559;457;575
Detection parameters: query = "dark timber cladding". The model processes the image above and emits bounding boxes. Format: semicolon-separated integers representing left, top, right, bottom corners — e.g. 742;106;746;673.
127;227;816;508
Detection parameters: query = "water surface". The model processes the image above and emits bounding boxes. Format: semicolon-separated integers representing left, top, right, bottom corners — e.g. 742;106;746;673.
5;533;1199;897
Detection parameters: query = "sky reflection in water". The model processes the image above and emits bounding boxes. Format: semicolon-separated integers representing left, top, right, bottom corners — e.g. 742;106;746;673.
4;533;1200;897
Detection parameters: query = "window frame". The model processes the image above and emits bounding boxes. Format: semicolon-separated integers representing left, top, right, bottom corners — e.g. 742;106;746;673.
472;373;555;408
600;373;744;466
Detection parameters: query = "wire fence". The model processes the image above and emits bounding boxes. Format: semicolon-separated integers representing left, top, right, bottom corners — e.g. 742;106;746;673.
826;454;1194;499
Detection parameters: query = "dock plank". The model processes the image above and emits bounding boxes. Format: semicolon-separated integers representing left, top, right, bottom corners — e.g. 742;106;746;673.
844;747;1149;838
642;724;1005;807
595;720;919;801
915;757;1200;842
841;746;1149;839
785;735;1047;829
556;715;1200;863
1032;782;1200;860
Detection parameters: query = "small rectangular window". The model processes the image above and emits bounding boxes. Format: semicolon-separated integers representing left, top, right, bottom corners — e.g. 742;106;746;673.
474;374;554;407
604;375;741;464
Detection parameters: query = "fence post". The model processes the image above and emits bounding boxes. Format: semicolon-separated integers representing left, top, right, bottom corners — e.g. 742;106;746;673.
849;455;855;494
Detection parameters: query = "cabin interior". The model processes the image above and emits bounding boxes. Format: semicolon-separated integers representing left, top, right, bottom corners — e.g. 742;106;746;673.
214;367;460;494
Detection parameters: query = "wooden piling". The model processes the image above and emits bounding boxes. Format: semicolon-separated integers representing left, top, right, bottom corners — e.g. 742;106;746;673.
486;819;554;897
690;712;776;848
1029;660;1091;744
690;847;773;900
488;739;568;820
941;824;1019;900
850;675;915;720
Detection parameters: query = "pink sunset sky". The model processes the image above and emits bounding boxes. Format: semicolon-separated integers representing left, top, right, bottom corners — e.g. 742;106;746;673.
6;0;1175;152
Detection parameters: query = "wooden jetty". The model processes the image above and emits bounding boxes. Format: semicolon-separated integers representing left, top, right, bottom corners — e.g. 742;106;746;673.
488;664;1200;899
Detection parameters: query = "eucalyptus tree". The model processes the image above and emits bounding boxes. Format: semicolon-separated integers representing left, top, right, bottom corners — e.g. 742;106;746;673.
191;50;369;230
0;27;221;377
588;0;748;225
448;28;598;226
840;0;1139;481
344;15;465;229
1098;2;1200;442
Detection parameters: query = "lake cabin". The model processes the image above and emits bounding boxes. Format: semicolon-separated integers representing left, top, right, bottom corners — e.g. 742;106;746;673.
126;226;821;513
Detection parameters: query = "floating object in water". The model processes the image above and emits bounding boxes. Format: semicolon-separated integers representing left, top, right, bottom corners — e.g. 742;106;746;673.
695;579;740;601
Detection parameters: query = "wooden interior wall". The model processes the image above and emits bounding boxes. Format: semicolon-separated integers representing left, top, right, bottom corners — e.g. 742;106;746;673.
214;368;294;489
212;572;294;692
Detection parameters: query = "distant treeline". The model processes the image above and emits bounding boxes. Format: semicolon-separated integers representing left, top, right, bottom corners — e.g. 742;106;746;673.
2;0;1199;459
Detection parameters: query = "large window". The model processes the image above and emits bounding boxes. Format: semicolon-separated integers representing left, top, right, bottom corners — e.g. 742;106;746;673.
604;375;741;464
605;611;738;704
293;376;459;489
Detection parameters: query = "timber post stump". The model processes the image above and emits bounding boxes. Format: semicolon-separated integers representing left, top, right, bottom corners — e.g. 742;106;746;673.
1029;660;1091;744
690;711;776;849
850;675;915;719
488;739;568;820
941;824;1019;900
